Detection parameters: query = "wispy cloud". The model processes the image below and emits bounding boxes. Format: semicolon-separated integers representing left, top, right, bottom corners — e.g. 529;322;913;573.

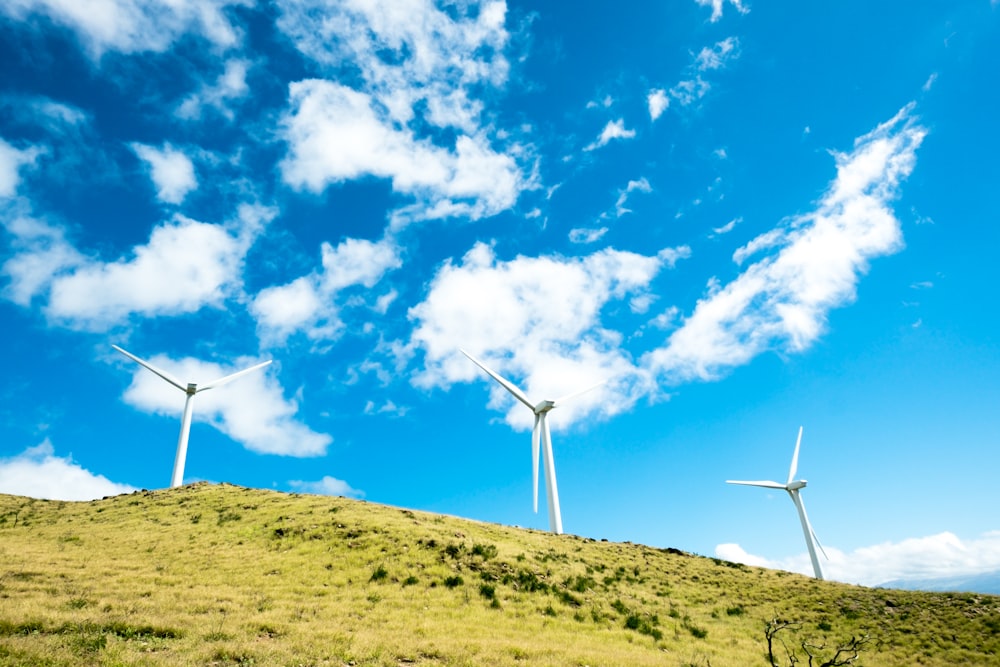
176;59;251;121
668;37;740;107
646;104;926;382
695;37;739;71
615;178;652;217
694;0;749;23
584;119;637;151
568;226;609;244
0;440;136;500
710;217;741;237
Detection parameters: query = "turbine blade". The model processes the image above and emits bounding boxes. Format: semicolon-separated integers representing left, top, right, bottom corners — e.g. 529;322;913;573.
788;426;803;485
112;344;186;392
726;480;787;489
552;379;606;408
812;528;830;560
199;360;272;392
532;415;541;514
460;349;534;411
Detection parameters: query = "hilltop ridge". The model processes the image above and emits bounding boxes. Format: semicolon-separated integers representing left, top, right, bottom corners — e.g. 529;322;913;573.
1;483;997;666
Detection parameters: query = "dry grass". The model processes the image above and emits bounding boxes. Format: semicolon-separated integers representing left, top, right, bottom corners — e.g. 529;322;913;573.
1;483;998;666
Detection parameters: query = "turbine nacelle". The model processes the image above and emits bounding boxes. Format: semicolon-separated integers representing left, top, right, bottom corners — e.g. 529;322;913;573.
533;399;557;414
787;480;807;491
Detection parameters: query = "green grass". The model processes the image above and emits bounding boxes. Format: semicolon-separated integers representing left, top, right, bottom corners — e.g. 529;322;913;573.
0;483;997;665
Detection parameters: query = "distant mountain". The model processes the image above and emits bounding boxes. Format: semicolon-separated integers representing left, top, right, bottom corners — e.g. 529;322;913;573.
879;571;1000;595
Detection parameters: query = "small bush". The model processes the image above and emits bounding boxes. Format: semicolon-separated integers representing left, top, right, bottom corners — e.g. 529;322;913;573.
558;590;582;607
479;584;496;600
402;575;419;587
369;565;389;582
443;576;463;588
726;605;745;617
471;543;498;559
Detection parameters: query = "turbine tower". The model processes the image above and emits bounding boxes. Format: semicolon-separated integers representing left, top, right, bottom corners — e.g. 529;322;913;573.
726;426;828;579
112;345;271;488
461;349;602;535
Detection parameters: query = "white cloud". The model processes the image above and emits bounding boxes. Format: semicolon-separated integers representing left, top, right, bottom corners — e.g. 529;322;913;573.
176;58;251;121
717;531;1000;588
274;0;526;223
131;143;197;204
694;0;748;23
568;226;609;244
47;216;248;329
251;236;401;345
3;205;268;331
1;0;249;60
710;217;741;236
289;475;363;498
0;137;41;197
409;242;688;429
276;0;509;133
118;352;331;457
584;119;636;151
695;37;739;71
363;399;409;418
669;77;711;106
647;89;669;121
2;215;86;306
279;79;522;224
615;178;652;217
0;440;136;500
668;38;739;108
646;105;925;382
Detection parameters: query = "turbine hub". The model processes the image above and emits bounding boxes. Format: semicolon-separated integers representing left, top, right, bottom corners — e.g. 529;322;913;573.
185;383;198;395
788;480;807;490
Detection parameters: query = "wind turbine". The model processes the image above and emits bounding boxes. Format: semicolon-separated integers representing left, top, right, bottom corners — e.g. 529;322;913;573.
726;426;828;579
112;345;271;488
461;349;603;535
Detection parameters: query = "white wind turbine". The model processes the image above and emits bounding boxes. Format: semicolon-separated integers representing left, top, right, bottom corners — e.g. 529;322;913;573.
726;426;828;579
112;345;272;488
461;349;603;535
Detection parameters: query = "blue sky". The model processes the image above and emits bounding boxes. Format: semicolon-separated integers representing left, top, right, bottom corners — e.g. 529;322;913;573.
1;0;998;589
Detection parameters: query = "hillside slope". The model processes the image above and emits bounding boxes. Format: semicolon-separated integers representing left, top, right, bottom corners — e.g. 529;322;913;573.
1;484;997;666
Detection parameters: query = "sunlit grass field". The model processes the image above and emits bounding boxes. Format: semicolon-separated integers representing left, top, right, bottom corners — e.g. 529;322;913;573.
1;483;998;666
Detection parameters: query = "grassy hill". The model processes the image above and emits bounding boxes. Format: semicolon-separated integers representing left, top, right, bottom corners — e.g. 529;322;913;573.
1;484;997;666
